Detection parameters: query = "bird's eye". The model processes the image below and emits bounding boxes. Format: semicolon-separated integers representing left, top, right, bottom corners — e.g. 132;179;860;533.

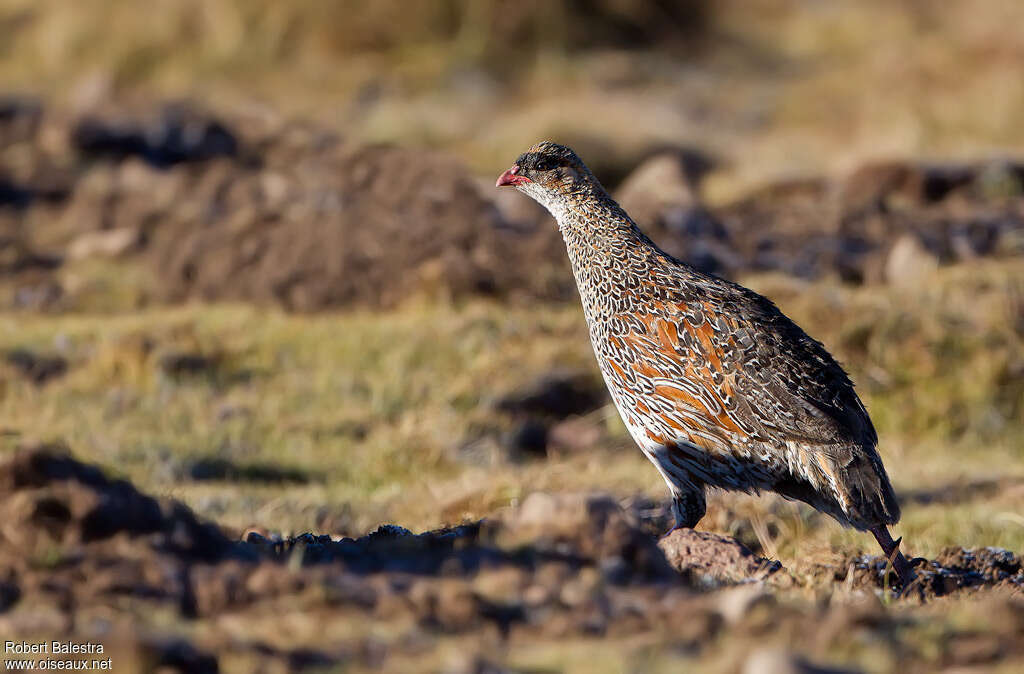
535;158;555;171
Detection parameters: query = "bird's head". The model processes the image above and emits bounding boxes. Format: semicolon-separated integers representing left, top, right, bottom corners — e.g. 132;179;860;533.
495;141;599;215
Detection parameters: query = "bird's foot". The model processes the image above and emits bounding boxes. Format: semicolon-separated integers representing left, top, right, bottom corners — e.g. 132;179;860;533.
889;549;919;593
872;526;918;593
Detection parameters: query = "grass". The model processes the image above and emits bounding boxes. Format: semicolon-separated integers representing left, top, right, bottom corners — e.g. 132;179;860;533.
1;259;1022;571
2;3;1023;671
3;1;1024;199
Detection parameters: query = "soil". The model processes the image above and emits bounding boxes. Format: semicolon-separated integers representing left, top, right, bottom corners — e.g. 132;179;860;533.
1;447;1021;673
3;101;1023;312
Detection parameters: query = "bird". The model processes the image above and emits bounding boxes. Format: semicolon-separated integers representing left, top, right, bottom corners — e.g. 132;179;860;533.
497;141;915;587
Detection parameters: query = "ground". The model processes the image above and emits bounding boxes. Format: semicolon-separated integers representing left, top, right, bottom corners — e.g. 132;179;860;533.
2;2;1023;671
1;260;1022;673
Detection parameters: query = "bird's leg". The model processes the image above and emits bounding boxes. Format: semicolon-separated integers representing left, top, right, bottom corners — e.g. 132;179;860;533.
870;525;916;589
664;485;706;536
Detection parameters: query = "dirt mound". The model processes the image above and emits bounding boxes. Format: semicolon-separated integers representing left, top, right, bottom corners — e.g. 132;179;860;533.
0;448;702;669
0;445;245;562
813;547;1024;599
659;528;782;584
147;138;568;311
1;102;572;311
4;101;1024;312
710;160;1024;283
619;154;1024;283
2;447;1023;671
71;104;239;167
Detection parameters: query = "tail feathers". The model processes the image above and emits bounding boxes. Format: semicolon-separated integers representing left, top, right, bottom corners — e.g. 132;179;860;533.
778;442;901;531
838;449;901;529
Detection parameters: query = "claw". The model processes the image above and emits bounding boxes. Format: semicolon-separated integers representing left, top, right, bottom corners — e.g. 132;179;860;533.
871;526;917;592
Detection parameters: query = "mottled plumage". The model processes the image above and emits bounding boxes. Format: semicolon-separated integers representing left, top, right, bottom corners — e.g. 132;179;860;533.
497;142;914;585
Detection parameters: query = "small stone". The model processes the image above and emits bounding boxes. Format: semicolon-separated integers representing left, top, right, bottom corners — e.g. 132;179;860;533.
884;234;939;286
67;227;139;260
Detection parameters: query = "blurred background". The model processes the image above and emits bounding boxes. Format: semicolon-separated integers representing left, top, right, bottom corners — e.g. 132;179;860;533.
1;1;1023;672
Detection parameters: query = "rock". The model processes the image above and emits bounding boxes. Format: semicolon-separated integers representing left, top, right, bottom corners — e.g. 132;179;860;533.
615;150;730;272
66;226;139;260
658;528;781;583
5;101;1024;316
839;160;972;213
714;584;776;625
487;374;608;464
934;546;1022;584
884;234;939;286
715;157;1024;286
816;546;1024;598
615;152;702;225
1;447;1022;669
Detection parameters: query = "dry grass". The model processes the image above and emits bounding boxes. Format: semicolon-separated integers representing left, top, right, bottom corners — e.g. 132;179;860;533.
2;259;1022;569
2;5;1023;668
0;252;1021;674
2;1;1023;197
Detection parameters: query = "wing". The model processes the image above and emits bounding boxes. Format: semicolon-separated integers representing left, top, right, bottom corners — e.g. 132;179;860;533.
602;273;877;461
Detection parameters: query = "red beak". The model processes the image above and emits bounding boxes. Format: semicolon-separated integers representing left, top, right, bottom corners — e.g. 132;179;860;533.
496;165;531;187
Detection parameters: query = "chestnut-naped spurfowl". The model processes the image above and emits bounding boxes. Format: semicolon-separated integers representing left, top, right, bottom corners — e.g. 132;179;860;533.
497;141;915;587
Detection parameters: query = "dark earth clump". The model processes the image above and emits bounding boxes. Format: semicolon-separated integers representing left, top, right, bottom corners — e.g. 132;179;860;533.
3;348;68;385
71;104;239;167
485;371;611;460
158;352;223;379
180;457;313;485
1;447;1022;672
494;371;608;420
812;548;1024;599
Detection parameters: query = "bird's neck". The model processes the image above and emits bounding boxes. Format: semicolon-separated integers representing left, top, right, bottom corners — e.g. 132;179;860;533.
553;192;660;319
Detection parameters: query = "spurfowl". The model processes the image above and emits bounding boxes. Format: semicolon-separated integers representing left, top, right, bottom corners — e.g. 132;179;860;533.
497;142;915;586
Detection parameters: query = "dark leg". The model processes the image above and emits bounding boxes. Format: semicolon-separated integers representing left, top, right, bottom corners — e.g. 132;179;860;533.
871;525;916;589
667;484;707;532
